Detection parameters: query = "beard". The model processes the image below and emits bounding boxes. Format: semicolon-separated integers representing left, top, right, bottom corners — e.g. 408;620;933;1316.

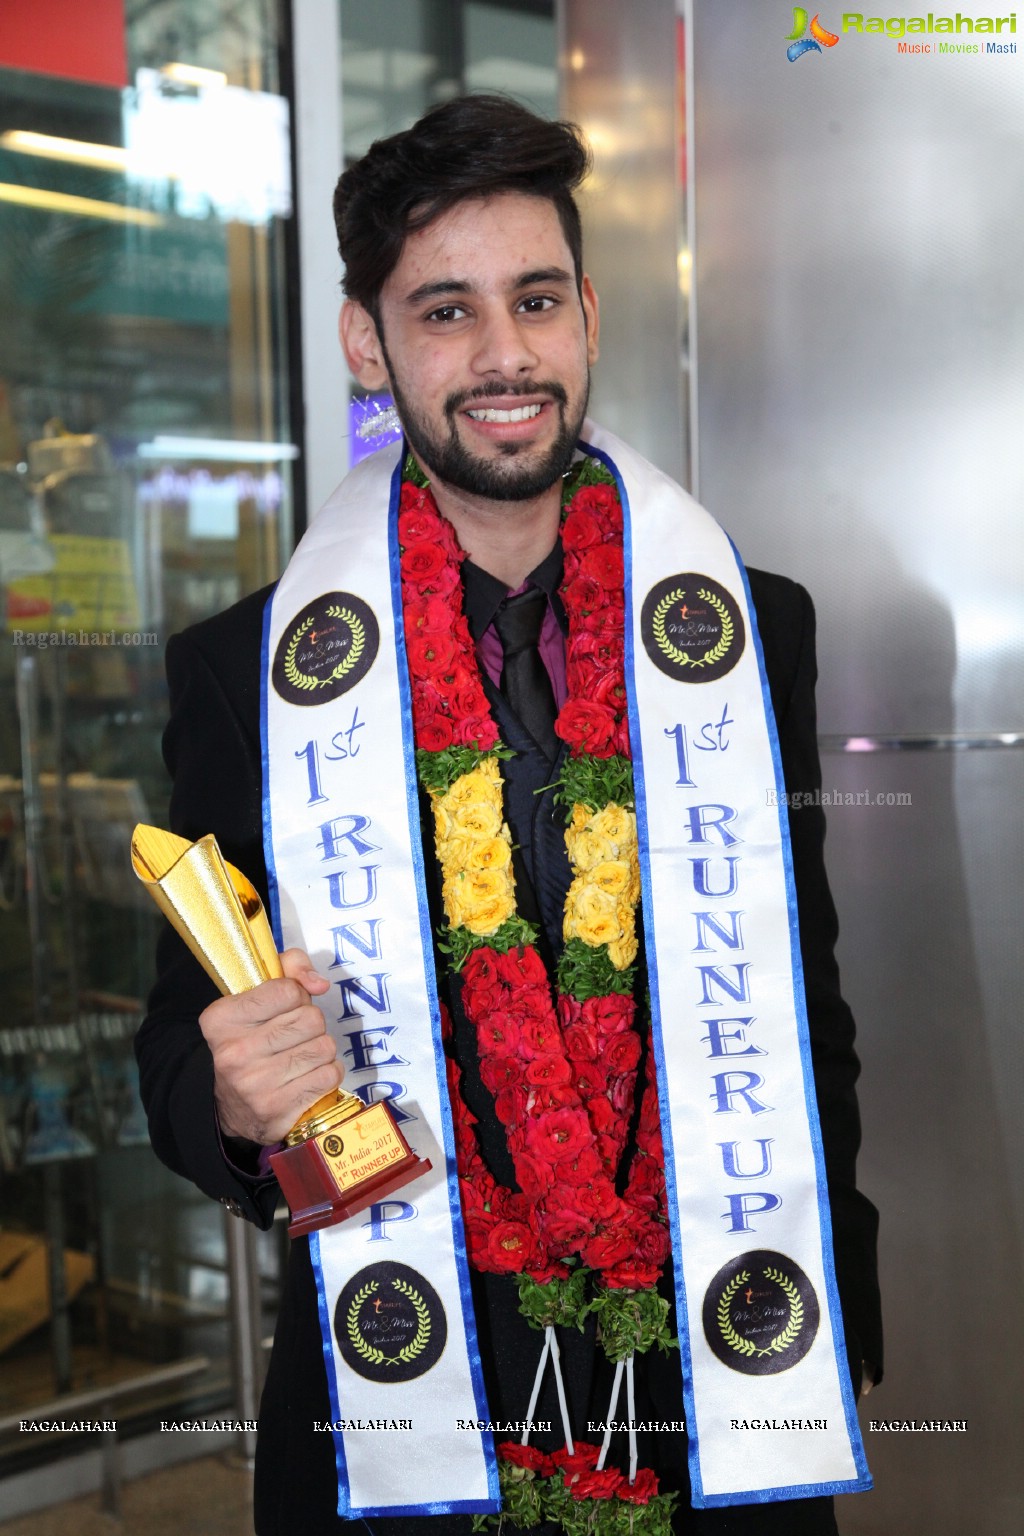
381;344;589;502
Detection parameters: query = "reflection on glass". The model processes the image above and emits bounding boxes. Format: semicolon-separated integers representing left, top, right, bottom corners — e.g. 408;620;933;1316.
0;0;294;1487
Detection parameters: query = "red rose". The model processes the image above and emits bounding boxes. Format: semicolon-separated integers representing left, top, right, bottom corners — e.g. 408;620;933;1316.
463;949;500;987
554;699;617;756
479;1053;525;1094
571;485;620;527
496;947;549;988
567;1468;625;1501
494;1085;529;1125
572;1060;607;1100
527;1109;592;1163
417;716;455;751
578;598;624;635
584;995;635;1037
516;1151;555;1197
619;1468;659;1504
561;572;604;616
559;1143;603;1183
477;1014;522;1054
600;1032;641;1076
455;712;499;749
610;1072;637;1115
498;1443;553;1475
591;668;627;712
576;1182;620;1222
581;1221;636;1270
401;541;450;585
579;543;624;590
638;1087;663;1137
524;1054;573;1087
407;632;458;676
604;1260;662;1290
586;1095;616;1133
632;1219;671;1267
485;1220;538;1273
562;507;605;551
551;1442;601;1473
519;1015;563;1058
403;593;454;637
564;1021;599;1062
529;1082;577;1113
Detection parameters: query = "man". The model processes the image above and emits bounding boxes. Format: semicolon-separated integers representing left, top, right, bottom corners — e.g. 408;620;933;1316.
137;95;881;1536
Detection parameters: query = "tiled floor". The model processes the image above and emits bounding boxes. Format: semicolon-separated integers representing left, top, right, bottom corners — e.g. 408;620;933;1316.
1;1455;255;1536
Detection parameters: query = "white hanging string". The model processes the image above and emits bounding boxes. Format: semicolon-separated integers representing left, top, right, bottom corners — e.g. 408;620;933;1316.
548;1326;575;1454
595;1358;625;1471
520;1329;552;1446
626;1352;638;1485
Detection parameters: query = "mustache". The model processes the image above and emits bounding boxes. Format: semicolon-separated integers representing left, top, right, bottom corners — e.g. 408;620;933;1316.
444;380;569;415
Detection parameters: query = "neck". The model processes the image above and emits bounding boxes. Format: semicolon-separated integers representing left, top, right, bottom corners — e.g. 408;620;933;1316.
423;473;563;588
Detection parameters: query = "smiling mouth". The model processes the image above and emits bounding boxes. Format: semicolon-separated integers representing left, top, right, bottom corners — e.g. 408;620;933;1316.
464;403;544;424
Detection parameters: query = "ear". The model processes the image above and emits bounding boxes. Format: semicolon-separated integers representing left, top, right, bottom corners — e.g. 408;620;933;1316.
581;275;599;367
339;300;390;391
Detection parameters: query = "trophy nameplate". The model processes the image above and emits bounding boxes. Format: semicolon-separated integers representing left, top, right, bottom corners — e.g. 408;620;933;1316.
131;825;430;1238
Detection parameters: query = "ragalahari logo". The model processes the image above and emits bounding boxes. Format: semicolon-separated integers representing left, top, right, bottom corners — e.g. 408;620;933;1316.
786;8;840;59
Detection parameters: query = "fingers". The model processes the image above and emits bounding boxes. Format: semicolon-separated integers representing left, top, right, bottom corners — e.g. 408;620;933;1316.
198;958;343;1145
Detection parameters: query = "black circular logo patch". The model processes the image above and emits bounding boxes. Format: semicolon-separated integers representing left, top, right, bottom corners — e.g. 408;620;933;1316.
641;573;744;683
272;592;378;706
335;1262;447;1383
703;1250;819;1375
322;1134;344;1158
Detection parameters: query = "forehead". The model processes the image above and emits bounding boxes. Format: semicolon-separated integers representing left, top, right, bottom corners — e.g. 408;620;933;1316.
381;192;573;305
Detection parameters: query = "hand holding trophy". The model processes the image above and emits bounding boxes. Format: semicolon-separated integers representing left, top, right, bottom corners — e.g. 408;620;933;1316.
131;825;430;1237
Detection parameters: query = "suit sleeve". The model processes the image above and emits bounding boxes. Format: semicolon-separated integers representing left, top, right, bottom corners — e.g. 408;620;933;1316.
134;627;279;1229
772;582;883;1382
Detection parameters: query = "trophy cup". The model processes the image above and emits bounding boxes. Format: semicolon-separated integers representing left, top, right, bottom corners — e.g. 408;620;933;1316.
131;825;430;1237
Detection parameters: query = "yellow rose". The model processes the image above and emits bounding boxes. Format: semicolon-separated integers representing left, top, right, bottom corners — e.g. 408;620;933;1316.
564;878;622;947
608;929;639;969
590;803;635;849
432;801;454;843
442;761;502;812
465;836;511;872
439;825;482;867
590;859;631;898
565;825;616;871
443;867;514;934
451;800;503;839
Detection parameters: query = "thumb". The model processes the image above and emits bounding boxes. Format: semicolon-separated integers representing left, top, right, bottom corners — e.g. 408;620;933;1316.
280;947;330;994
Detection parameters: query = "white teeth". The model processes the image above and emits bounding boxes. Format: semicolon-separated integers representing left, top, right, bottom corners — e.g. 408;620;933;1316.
466;403;543;423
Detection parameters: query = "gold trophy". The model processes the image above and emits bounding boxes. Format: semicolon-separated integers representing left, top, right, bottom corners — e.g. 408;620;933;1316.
131;826;430;1238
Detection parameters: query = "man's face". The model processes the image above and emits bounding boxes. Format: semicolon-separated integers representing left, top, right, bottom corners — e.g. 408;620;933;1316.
352;193;598;502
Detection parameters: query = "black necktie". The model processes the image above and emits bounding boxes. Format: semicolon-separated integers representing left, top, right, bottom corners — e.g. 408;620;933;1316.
493;586;559;761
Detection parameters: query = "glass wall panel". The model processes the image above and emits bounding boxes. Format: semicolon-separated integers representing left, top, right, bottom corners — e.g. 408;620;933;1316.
0;0;294;1485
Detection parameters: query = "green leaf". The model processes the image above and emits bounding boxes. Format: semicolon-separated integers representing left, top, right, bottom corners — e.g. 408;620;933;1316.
515;1266;591;1331
588;1285;678;1363
437;917;540;972
553;755;635;817
416;744;513;795
557;939;636;1000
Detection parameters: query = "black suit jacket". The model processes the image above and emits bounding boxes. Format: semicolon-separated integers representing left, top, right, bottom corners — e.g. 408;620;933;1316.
137;569;881;1536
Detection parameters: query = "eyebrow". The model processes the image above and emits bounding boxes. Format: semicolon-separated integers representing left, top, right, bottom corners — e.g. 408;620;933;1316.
401;266;575;309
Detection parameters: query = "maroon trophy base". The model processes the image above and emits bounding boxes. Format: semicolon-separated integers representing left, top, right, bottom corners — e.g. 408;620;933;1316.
269;1102;430;1239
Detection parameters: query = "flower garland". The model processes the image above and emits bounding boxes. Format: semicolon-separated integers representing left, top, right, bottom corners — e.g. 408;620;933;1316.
399;455;676;1532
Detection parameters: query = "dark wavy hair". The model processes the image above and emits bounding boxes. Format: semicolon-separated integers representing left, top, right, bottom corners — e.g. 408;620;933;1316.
334;94;591;322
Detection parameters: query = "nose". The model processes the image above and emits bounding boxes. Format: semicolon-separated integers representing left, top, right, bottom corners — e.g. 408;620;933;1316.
470;303;540;378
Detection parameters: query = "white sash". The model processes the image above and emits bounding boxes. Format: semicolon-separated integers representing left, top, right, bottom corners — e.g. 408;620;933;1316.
261;425;870;1514
586;423;870;1505
261;444;498;1519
